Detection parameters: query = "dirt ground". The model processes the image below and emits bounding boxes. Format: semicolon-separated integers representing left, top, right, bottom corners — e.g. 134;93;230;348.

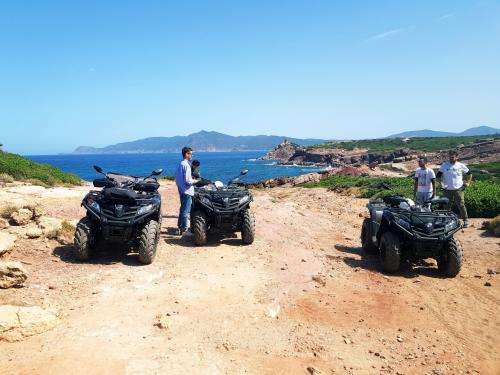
0;182;499;375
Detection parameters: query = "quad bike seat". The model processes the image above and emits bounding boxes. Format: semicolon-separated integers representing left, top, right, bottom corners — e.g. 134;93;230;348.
430;197;449;206
103;187;139;201
134;181;160;192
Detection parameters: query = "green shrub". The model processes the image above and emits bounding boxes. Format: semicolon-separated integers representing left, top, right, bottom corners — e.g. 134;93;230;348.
467;161;500;181
301;176;500;218
160;175;175;181
0;152;81;186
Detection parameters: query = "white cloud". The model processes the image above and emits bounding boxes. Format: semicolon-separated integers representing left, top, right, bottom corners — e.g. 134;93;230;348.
366;26;414;42
439;13;455;20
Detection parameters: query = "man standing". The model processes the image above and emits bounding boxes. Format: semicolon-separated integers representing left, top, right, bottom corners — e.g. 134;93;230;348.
438;150;472;227
414;156;436;209
175;147;198;234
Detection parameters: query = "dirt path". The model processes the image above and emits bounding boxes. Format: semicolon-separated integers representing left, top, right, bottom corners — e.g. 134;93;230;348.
0;183;499;374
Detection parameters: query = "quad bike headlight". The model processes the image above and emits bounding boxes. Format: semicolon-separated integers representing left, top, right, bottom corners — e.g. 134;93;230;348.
137;204;154;216
87;198;100;212
397;218;411;231
239;195;250;205
445;219;458;232
201;196;212;206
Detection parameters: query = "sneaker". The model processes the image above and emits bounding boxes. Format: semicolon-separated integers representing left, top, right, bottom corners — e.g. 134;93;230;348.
183;230;194;237
463;220;469;228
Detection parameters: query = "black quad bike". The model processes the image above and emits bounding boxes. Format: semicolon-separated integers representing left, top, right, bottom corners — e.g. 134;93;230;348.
361;193;463;277
74;165;163;264
190;170;255;246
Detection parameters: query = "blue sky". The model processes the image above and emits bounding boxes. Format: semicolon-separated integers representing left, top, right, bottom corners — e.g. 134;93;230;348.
1;0;499;154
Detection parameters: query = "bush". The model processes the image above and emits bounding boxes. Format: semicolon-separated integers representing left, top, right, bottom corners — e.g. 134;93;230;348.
301;176;500;218
0;205;19;219
482;215;500;236
0;152;81;186
0;173;14;183
160;175;175;181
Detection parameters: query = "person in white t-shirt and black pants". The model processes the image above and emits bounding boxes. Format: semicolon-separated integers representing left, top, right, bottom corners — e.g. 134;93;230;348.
437;150;472;227
414;156;436;209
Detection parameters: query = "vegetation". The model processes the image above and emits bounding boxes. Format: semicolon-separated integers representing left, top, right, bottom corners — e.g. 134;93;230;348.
301;175;500;218
0;205;19;219
309;135;500;153
0;152;81;186
468;161;500;181
482;215;500;236
0;173;14;183
160;175;175;181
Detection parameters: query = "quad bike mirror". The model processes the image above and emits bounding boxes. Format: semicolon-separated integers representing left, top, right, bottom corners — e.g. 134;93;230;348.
152;168;163;176
94;165;104;174
240;169;249;176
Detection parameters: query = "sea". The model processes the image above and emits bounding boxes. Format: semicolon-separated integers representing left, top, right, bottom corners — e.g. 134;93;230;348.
26;151;326;184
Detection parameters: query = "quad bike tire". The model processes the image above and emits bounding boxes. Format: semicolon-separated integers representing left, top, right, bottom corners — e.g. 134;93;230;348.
193;210;207;246
138;219;160;264
74;217;97;261
361;218;377;254
241;209;255;245
437;238;463;277
379;231;401;273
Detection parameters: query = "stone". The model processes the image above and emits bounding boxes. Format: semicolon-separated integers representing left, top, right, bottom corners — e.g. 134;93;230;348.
25;227;43;239
484;282;492;287
0;232;17;256
10;208;33;226
307;367;324;375
0;217;9;229
37;217;63;237
0;305;58;342
0;261;28;288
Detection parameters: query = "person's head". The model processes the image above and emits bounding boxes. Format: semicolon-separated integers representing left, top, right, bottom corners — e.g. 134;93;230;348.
418;156;427;168
182;147;193;161
448;150;458;163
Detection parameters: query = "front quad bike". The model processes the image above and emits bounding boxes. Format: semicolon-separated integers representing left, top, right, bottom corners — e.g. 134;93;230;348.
74;165;163;264
191;170;255;246
361;194;463;277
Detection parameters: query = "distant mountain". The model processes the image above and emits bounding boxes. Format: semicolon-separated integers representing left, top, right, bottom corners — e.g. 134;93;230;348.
73;131;329;154
388;126;499;138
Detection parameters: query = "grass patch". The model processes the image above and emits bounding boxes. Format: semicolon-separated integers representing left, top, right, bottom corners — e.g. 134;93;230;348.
308;135;500;153
160;175;175;181
301;175;500;218
0;152;81;186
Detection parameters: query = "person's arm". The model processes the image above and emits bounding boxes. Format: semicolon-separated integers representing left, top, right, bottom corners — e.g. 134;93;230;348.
431;178;436;198
182;163;195;186
414;177;418;197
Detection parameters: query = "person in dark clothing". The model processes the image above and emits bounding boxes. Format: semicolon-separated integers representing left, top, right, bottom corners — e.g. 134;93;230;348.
191;159;201;179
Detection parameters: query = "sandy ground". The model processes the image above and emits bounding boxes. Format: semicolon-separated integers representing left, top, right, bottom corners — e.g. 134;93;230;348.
0;182;499;375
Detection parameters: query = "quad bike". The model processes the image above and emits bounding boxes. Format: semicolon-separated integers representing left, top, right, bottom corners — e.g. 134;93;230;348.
74;165;163;264
190;169;255;246
361;190;463;277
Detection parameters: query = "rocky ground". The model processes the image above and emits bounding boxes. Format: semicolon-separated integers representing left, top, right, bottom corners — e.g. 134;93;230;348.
0;181;498;374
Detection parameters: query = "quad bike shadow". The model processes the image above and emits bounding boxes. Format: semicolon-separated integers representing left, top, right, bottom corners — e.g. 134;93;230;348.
334;244;448;279
52;242;146;266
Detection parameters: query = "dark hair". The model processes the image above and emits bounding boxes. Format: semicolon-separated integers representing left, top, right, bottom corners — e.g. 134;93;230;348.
448;150;458;156
192;159;200;167
182;147;193;158
418;156;428;163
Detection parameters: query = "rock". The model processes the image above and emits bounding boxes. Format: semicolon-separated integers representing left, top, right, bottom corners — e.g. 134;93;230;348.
312;275;326;286
0;218;9;229
307;366;324;375
10;208;33;226
0;305;58;342
0;261;28;288
37;217;63;237
0;232;17;256
25;227;43;239
344;338;352;344
484;282;492;287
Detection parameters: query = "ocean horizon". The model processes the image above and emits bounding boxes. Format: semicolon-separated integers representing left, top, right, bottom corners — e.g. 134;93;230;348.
27;151;325;184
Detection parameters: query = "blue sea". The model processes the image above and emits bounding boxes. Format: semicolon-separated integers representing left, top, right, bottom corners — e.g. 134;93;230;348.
27;151;325;184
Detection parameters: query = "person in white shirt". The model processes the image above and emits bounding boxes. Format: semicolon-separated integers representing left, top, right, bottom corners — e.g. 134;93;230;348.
414;156;436;208
437;150;472;227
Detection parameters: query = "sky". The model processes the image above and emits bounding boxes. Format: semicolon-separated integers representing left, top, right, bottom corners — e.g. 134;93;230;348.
1;0;499;155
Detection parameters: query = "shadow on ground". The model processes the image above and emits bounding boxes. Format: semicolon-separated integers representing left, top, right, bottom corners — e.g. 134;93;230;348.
53;244;145;266
163;229;244;248
334;244;447;279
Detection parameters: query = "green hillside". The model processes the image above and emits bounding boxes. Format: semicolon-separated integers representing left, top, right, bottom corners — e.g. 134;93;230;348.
0;151;81;186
